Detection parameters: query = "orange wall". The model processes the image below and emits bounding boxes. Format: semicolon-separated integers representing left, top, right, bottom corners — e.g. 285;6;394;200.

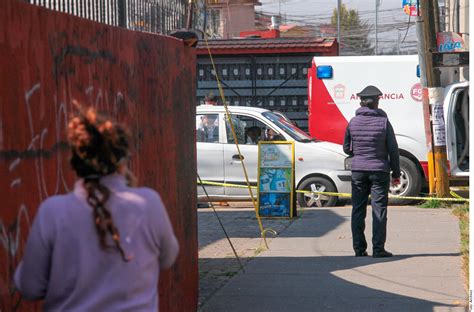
0;1;197;311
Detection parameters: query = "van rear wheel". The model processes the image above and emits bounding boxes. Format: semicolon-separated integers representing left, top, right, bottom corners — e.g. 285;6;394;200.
389;156;422;205
297;177;338;207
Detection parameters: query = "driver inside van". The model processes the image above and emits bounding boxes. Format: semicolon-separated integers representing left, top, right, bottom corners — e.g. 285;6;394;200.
245;126;261;144
265;128;285;141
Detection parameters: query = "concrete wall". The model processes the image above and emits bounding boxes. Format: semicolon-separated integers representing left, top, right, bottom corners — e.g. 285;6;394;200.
0;1;197;311
220;4;256;38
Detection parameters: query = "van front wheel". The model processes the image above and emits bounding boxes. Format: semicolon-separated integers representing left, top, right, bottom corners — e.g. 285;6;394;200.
297;177;338;207
389;156;422;205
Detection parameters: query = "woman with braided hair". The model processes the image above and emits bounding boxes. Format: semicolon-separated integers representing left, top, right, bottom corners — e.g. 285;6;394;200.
14;105;179;311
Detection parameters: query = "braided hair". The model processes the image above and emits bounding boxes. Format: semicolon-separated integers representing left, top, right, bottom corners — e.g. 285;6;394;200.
67;105;134;261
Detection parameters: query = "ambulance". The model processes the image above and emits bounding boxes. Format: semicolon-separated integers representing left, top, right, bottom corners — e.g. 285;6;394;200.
307;55;469;203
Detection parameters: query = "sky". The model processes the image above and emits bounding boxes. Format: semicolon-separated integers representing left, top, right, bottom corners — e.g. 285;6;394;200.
258;0;419;54
260;0;407;17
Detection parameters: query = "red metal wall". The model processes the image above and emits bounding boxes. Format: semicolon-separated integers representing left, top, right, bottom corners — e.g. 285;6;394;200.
0;1;198;311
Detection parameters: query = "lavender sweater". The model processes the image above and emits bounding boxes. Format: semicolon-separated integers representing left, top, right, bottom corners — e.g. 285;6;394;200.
14;174;179;311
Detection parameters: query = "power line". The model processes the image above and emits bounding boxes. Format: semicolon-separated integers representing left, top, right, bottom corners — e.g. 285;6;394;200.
401;14;412;43
256;3;419;55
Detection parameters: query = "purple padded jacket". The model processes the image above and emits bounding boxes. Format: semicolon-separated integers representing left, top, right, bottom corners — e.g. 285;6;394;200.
343;107;400;178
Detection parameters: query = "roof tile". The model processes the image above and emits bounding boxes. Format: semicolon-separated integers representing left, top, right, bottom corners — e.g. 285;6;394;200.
196;37;337;55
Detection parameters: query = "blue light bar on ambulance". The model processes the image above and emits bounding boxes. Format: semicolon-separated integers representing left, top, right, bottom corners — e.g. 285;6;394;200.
317;65;333;79
416;65;420;78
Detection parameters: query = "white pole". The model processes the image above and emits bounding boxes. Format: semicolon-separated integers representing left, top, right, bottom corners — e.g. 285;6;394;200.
337;0;341;55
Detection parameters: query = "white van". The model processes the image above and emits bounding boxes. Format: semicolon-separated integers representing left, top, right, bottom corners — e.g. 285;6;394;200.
307;55;469;202
196;105;351;207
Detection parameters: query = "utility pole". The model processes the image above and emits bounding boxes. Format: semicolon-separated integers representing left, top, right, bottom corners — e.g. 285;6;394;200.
337;0;341;55
186;0;194;29
455;0;460;32
279;0;282;22
375;0;379;55
417;0;450;198
445;0;450;31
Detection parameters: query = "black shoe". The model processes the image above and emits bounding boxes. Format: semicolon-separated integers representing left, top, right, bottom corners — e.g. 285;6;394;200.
373;250;393;258
355;251;368;257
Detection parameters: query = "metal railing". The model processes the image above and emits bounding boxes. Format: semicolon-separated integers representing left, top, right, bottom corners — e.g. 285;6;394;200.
25;0;189;35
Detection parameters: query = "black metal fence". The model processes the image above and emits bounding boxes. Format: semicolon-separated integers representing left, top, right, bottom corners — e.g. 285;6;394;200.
25;0;189;35
197;54;314;131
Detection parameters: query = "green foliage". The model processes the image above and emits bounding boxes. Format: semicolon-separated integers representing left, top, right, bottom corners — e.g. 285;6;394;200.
215;270;238;278
331;4;374;55
452;203;469;287
419;199;443;208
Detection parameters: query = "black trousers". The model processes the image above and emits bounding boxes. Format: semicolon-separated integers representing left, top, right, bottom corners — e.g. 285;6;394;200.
351;171;390;253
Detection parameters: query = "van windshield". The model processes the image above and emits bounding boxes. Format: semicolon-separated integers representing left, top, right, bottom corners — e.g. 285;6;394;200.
262;112;316;142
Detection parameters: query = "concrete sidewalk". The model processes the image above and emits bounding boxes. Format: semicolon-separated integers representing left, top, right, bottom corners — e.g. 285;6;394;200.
199;206;467;311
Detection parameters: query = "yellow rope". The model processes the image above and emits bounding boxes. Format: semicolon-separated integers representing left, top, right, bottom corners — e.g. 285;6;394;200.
202;35;269;249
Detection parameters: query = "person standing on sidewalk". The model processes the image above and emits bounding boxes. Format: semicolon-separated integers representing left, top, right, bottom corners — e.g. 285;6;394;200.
15;105;179;311
343;85;401;258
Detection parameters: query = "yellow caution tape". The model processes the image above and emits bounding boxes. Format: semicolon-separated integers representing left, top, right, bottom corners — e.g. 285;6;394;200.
197;180;469;203
450;190;463;199
200;180;253;189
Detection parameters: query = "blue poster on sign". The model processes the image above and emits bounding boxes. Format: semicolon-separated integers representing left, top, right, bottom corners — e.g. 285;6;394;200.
258;141;295;218
258;193;291;218
259;168;292;192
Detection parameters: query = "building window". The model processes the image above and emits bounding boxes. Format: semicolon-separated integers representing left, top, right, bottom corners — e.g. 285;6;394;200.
304;99;308;106
291;67;297;75
292;99;298;106
269;99;275;106
302;68;308;75
199;69;204;77
234;100;240;106
211;69;216;76
280;67;285;75
245;68;251;75
280;99;286;106
233;68;239;76
222;68;228;76
257;68;263;75
268;67;273;75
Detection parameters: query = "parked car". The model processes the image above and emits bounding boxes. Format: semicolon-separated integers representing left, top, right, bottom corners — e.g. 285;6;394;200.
196;105;351;207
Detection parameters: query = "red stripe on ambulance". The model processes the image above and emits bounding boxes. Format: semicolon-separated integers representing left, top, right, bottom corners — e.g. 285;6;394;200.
308;61;348;145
